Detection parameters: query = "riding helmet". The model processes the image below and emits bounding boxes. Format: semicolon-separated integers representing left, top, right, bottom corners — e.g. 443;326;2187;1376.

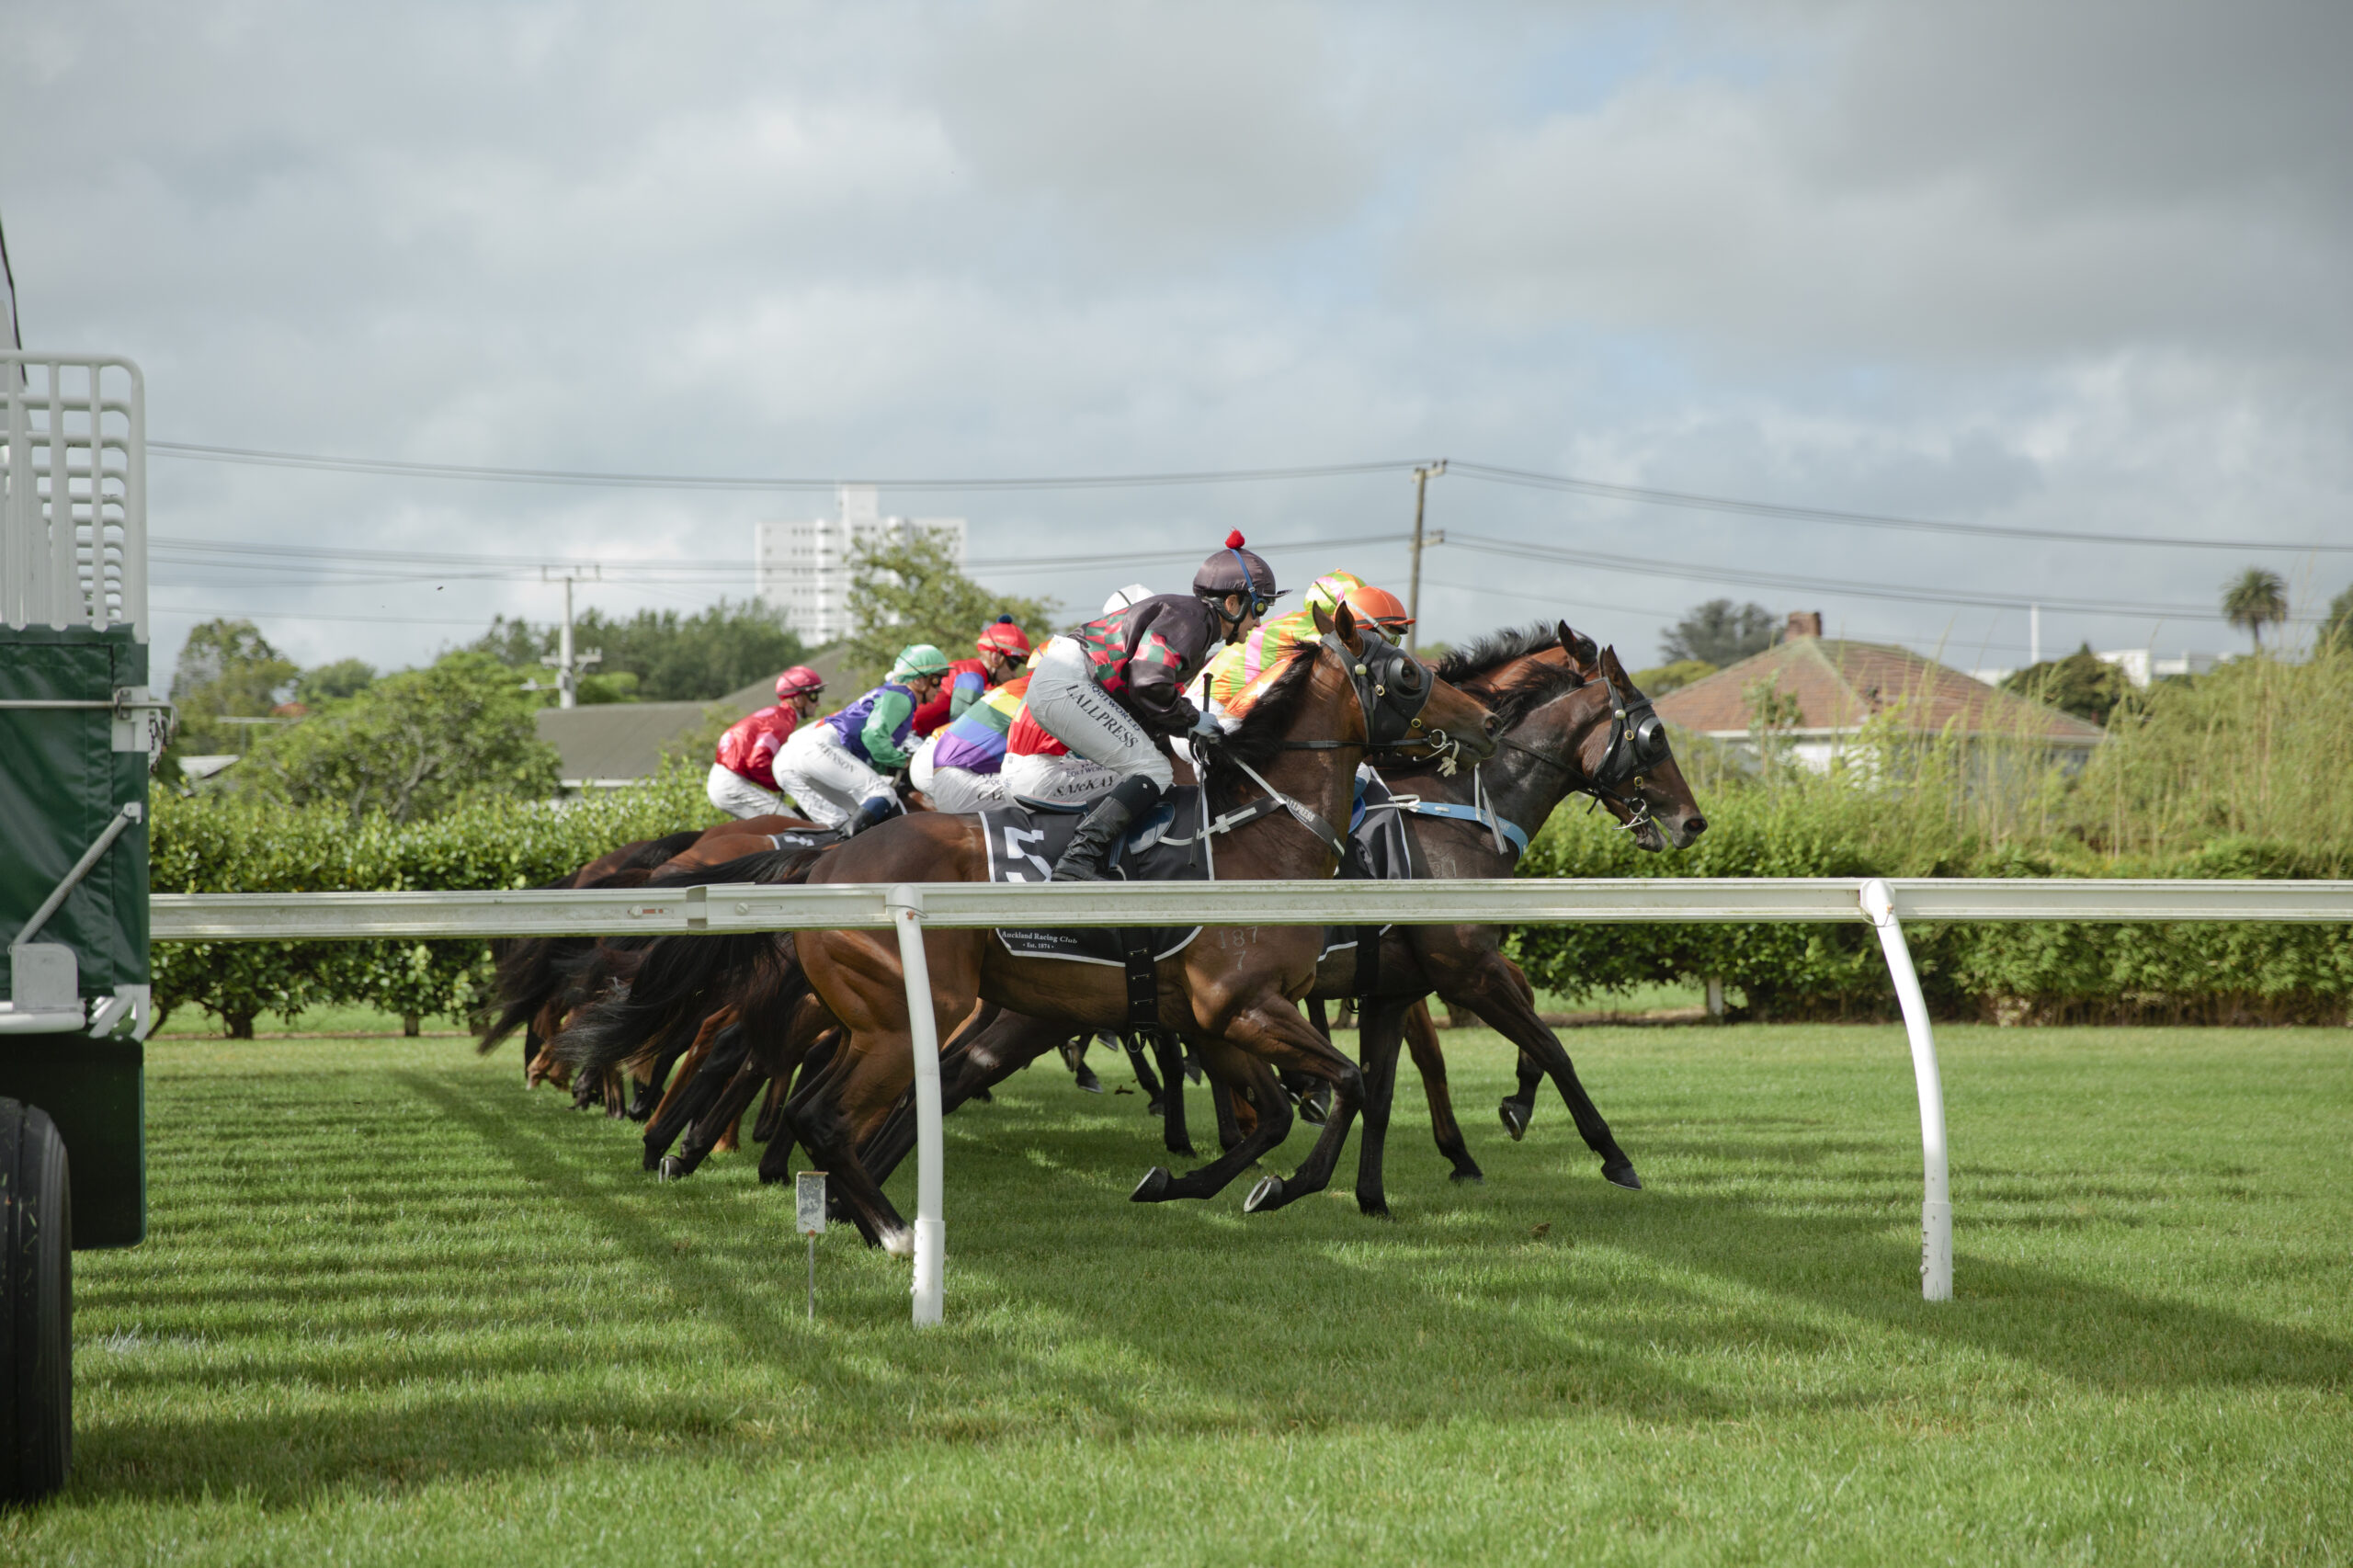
889;644;952;682
1192;530;1283;607
774;665;824;701
975;615;1031;658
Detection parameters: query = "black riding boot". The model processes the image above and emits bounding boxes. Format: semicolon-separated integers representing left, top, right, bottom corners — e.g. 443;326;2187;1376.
1050;775;1163;882
842;792;901;838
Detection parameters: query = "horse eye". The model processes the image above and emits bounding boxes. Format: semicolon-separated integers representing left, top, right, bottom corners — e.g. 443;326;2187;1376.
1398;662;1423;690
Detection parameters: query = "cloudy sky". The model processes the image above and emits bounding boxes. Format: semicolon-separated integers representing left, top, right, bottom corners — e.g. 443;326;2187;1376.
6;0;2348;685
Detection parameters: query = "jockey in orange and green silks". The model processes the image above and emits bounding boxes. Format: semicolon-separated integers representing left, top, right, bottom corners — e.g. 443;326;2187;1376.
1199;570;1417;713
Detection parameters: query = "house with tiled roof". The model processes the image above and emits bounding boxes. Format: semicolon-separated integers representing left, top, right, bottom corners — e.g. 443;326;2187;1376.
1653;612;2104;772
533;648;853;788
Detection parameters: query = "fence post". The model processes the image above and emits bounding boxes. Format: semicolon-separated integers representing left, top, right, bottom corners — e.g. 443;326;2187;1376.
887;884;947;1326
1860;879;1951;1301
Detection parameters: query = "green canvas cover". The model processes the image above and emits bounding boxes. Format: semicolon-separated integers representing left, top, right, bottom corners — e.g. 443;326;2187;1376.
0;624;151;1244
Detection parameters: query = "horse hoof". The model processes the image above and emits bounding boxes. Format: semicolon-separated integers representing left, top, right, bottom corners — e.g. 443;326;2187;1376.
1243;1175;1285;1213
1145;1098;1165;1118
1131;1166;1173;1203
657;1155;686;1182
1604;1162;1643;1190
1449;1167;1484;1185
971;1085;994;1104
1297;1097;1327;1126
1165;1141;1196;1159
1356;1193;1392;1219
1498;1101;1530;1142
881;1228;915;1258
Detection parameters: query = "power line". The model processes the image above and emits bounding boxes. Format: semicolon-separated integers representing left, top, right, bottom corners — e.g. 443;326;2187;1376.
146;437;2350;553
148;441;1419;494
1448;460;2353;554
1440;532;2318;624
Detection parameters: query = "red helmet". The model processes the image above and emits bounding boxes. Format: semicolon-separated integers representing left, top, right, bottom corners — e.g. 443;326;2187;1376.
976;615;1030;658
774;665;824;701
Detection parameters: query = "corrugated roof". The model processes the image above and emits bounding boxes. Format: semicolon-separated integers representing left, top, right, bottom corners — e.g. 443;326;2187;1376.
1652;637;2105;745
536;646;858;783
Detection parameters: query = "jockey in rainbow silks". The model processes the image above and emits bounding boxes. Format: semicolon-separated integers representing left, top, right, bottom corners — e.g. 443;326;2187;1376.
909;645;1040;814
772;643;950;834
706;665;825;819
1006;535;1280;882
1172;571;1412;777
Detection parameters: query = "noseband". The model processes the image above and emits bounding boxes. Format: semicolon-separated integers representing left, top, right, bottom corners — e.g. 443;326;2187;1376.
1259;628;1462;772
1490;664;1669;835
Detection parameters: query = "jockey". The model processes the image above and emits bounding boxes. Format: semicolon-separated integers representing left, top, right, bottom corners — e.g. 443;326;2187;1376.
1009;534;1281;881
910;615;1032;737
910;648;1038;814
997;584;1160;812
705;665;825;819
771;644;950;834
1199;571;1412;716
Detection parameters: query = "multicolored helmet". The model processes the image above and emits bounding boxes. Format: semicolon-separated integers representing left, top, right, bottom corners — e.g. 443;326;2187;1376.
774;665;824;701
975;615;1031;658
1304;571;1368;617
1192;530;1283;609
889;643;952;682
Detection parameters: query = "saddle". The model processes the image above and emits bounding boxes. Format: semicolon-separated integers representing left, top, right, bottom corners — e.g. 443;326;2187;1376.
977;791;1215;969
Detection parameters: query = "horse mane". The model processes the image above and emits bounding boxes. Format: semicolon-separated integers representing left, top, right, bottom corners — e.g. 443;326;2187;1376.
1432;622;1587;733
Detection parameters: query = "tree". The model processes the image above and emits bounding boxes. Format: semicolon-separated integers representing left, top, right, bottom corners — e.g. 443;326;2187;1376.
239;651;561;823
163;619;301;776
2221;567;2288;652
295;658;377;707
839;530;1058;685
466;599;805;701
2318;584;2353;654
1661;600;1777;667
2001;642;2131;726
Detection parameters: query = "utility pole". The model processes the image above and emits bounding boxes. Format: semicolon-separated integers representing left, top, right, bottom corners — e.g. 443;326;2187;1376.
542;566;602;709
2029;602;2041;668
1405;459;1447;655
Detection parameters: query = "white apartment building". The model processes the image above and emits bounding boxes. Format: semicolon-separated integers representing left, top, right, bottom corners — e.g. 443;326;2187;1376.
754;485;968;645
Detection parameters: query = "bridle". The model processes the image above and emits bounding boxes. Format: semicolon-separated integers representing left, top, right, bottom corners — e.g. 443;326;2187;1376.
1488;657;1671;836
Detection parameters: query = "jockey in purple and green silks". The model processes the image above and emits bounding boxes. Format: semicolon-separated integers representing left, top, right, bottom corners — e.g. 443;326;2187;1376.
772;643;950;835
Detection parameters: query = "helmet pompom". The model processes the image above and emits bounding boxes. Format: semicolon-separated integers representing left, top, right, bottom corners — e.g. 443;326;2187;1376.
995;613;1014;624
1224;529;1245;549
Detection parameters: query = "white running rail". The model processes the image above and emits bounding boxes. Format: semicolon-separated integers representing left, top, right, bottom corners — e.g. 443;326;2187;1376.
150;877;2353;1320
2;354;147;641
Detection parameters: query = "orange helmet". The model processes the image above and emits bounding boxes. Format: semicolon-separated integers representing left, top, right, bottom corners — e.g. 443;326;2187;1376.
1345;584;1413;631
976;615;1030;658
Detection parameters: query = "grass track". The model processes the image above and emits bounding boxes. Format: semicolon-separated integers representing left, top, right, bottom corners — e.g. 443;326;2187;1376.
8;1023;2348;1564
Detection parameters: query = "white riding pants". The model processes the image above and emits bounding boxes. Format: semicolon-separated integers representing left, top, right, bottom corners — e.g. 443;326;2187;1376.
773;724;889;830
1017;637;1176;807
705;762;786;820
909;733;1014;814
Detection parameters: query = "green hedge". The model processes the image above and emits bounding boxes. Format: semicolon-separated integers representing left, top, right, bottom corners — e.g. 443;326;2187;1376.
1509;792;2352;1024
151;765;720;1035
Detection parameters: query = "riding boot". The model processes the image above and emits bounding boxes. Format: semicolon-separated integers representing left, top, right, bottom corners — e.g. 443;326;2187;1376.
1050;775;1164;882
842;790;902;838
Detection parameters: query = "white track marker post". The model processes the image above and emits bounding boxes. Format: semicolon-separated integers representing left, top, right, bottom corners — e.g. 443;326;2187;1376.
887;884;947;1326
1861;878;1952;1301
796;1172;826;1321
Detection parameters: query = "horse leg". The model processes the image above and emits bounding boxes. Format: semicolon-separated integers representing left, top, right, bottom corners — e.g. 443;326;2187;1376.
862;1009;1065;1187
1120;1033;1165;1110
1153;1031;1195;1156
787;1040;917;1253
1222;1000;1367;1213
1451;951;1639;1188
1131;1043;1295;1203
641;1007;738;1170
667;1055;768;1177
1210;1078;1245;1153
1349;999;1410;1218
1501;1051;1546;1141
1402;997;1482;1184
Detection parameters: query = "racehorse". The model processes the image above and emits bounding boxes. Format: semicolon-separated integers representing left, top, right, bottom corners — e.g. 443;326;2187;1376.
1314;622;1706;1215
569;605;1497;1249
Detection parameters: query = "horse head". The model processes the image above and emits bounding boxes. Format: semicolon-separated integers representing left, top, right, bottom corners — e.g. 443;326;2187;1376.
1312;601;1499;767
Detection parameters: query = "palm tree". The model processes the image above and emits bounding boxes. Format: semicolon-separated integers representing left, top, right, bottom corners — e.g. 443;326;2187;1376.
2221;567;2289;652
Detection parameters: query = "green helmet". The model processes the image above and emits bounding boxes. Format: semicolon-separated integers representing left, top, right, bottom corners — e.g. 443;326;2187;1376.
889;643;951;682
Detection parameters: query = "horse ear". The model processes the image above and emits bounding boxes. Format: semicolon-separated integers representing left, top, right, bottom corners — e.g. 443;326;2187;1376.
1555;620;1600;672
1311;601;1337;640
1332;600;1365;652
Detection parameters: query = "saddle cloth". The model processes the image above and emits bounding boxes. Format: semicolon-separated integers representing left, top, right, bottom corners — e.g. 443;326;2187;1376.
977;790;1213;964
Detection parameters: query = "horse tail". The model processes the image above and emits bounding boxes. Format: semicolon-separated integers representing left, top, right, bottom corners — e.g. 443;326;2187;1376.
473;858;672;1055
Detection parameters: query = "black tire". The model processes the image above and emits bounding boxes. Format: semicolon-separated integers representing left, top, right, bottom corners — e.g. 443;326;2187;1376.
0;1097;73;1505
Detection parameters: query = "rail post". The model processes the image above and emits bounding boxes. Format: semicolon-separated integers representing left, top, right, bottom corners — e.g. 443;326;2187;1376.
886;884;947;1326
1861;878;1951;1301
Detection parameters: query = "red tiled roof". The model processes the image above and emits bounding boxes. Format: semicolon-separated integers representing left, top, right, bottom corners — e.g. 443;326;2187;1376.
1651;638;2104;744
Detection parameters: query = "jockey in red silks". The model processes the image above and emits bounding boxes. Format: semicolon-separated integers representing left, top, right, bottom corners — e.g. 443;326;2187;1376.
772;644;950;834
1006;536;1280;881
705;665;826;819
910;615;1032;738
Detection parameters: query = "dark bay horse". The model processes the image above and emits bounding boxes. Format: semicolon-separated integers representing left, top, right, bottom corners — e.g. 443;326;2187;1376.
1309;622;1707;1215
712;606;1498;1250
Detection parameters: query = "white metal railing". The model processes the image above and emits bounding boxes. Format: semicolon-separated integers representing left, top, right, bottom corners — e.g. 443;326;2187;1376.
147;878;2353;1323
2;354;147;641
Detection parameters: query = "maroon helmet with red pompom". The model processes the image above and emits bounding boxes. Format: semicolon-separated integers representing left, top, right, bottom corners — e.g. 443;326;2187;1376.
1192;529;1283;604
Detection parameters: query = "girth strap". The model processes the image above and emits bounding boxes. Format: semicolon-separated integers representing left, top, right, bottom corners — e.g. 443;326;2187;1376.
1119;927;1158;1033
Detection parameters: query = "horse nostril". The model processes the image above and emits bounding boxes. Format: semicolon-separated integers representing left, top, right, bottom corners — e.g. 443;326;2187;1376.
1482;715;1500;736
1687;816;1708;835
